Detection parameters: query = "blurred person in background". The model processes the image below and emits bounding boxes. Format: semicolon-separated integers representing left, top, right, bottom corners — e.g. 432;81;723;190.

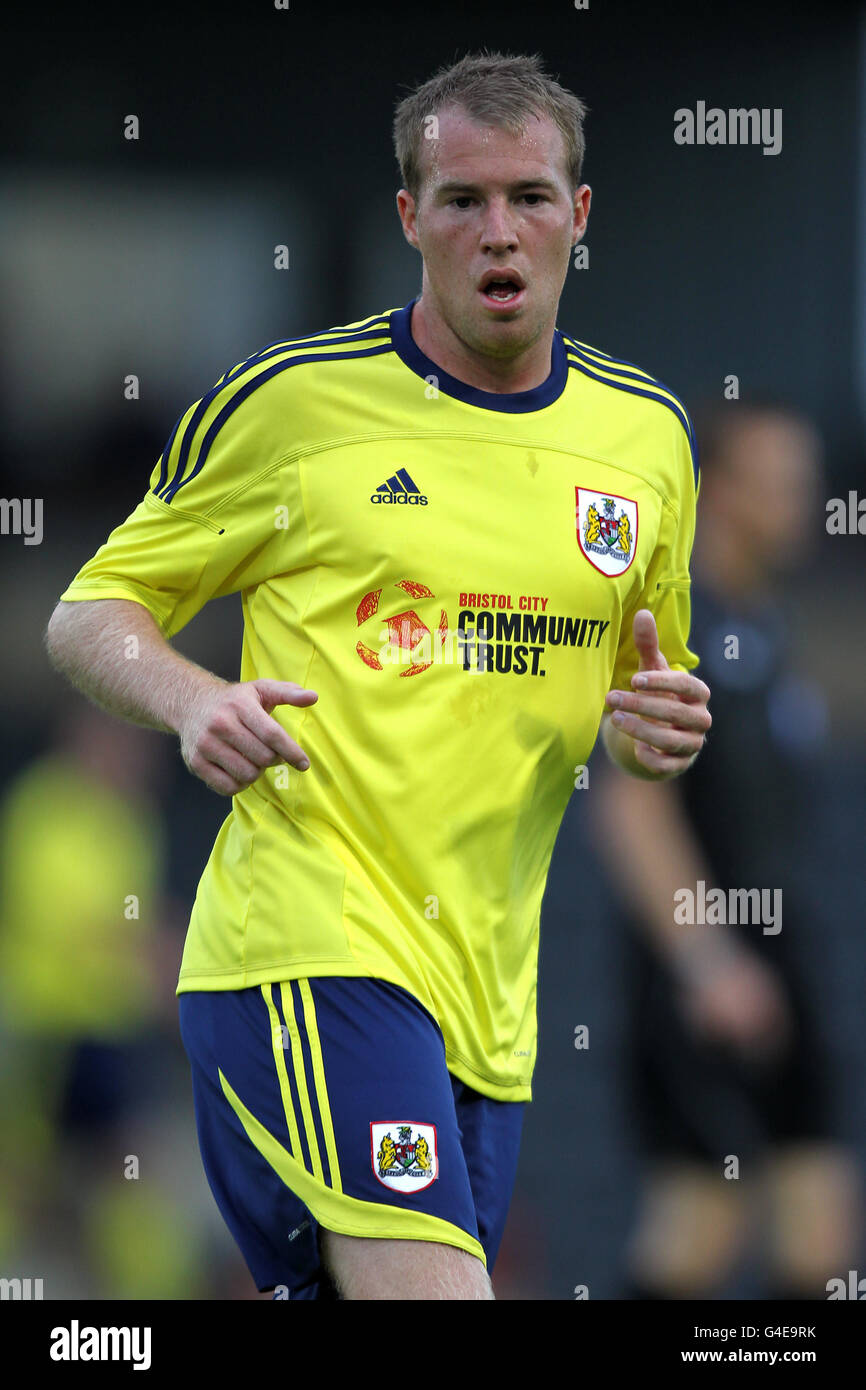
592;401;862;1300
0;701;202;1297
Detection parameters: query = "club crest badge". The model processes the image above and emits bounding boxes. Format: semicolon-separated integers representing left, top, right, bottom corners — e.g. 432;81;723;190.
575;487;638;576
371;1121;439;1193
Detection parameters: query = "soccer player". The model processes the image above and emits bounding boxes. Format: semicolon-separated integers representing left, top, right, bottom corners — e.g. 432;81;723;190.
44;50;710;1300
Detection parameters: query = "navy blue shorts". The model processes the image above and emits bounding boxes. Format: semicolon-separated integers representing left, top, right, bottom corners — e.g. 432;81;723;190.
178;977;525;1298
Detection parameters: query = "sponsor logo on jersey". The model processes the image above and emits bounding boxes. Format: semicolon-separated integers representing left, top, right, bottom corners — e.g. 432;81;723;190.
371;1121;438;1193
353;578;613;679
355;579;447;676
575;487;638;576
371;468;428;505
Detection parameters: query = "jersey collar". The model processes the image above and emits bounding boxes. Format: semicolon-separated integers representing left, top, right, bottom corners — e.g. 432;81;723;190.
390;297;568;413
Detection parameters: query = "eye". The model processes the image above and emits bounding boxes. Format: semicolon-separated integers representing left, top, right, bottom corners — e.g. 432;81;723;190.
451;196;474;209
521;193;546;205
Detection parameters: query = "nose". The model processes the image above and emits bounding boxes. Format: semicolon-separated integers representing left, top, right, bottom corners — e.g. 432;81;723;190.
480;195;518;252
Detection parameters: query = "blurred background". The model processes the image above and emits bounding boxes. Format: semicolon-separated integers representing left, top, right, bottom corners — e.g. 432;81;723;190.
1;0;864;1299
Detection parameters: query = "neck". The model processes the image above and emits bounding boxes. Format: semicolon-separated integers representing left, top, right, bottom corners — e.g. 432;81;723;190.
410;293;553;394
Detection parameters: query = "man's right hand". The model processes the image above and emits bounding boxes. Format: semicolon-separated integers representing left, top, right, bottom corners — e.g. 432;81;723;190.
676;947;794;1064
178;678;318;796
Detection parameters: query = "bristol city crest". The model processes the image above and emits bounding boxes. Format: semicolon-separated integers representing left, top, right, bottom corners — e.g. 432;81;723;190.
371;1121;439;1193
575;487;638;576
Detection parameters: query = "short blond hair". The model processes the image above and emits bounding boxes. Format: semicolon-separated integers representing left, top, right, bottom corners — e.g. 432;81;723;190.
393;49;588;203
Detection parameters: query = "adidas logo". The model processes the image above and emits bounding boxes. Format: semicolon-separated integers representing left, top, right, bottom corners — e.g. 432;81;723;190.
370;468;428;505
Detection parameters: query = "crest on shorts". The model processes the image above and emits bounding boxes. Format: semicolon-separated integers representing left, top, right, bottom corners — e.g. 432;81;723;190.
371;1121;438;1193
575;487;638;576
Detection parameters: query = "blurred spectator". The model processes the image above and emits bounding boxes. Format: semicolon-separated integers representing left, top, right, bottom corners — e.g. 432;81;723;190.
0;700;204;1296
591;402;862;1299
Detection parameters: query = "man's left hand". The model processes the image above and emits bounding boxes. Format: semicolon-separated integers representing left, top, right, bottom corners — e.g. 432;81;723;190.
603;609;711;778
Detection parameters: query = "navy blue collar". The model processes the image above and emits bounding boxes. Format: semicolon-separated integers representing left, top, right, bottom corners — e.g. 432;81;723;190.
390;297;568;413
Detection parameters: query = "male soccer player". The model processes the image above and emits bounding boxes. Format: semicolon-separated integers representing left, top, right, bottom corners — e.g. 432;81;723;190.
45;51;710;1300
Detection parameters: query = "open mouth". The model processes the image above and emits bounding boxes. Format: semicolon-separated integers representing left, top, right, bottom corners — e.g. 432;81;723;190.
479;276;526;309
485;280;521;301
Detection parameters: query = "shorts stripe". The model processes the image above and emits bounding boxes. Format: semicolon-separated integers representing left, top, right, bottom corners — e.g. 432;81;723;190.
271;984;314;1171
297;980;343;1194
287;981;333;1188
260;984;306;1166
215;1063;487;1265
279;982;325;1183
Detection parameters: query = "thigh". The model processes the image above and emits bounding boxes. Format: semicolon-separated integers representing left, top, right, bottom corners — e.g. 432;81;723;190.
320;1231;492;1300
179;976;487;1298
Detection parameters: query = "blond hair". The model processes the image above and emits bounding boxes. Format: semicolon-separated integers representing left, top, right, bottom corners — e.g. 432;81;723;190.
393;50;588;203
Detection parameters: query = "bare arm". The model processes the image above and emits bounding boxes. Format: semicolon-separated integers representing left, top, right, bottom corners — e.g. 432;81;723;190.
591;769;793;1055
46;598;225;734
591;768;726;968
44;598;318;795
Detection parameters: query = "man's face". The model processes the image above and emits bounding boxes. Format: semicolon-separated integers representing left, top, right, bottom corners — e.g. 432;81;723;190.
707;416;822;567
397;105;590;360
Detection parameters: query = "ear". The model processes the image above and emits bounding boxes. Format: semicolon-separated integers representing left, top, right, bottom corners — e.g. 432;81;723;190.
572;184;591;245
396;189;420;250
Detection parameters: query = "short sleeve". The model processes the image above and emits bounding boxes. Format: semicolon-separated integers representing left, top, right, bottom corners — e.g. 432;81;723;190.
58;368;306;639
609;423;700;690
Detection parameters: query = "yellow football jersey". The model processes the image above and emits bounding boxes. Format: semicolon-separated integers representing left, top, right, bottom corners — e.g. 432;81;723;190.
58;299;700;1101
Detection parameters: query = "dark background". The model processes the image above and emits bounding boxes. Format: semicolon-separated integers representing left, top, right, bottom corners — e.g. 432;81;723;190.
1;0;864;1299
